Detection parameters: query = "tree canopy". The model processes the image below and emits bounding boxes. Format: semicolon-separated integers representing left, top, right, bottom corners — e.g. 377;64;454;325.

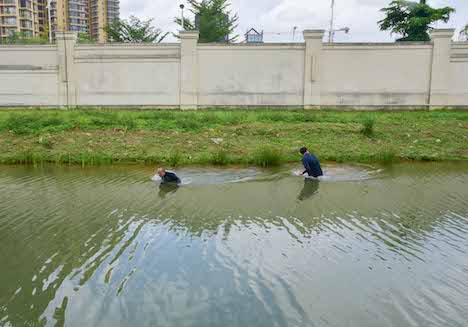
103;16;168;43
378;0;455;41
174;0;238;43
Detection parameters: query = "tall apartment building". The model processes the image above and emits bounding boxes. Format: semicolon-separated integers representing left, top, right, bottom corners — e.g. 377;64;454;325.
0;0;119;42
0;0;48;40
50;0;119;42
90;0;119;42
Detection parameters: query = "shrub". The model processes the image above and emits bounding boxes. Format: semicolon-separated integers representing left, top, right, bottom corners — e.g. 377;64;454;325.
166;151;181;166
251;146;282;167
209;148;231;165
360;115;376;137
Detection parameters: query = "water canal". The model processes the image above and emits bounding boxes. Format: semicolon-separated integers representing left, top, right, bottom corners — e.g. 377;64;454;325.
0;162;467;326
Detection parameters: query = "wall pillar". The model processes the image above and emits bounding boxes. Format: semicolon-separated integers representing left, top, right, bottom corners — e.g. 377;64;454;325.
303;30;325;109
429;29;455;108
179;30;199;110
56;31;77;107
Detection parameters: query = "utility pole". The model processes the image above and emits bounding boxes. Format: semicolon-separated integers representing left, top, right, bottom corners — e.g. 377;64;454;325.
328;0;335;43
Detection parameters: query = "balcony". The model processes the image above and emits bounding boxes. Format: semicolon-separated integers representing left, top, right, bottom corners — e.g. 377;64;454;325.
1;17;17;25
0;7;16;15
19;1;32;9
1;27;18;36
20;20;32;28
19;10;32;19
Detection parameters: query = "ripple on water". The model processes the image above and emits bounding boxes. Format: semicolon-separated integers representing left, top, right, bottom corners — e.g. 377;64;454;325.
152;168;263;185
152;164;383;186
292;163;383;182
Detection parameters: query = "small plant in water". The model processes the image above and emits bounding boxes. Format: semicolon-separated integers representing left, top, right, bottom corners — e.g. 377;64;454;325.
380;150;397;164
360;115;376;137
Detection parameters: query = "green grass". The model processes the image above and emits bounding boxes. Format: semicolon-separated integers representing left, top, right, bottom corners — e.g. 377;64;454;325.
208;148;232;166
0;109;466;166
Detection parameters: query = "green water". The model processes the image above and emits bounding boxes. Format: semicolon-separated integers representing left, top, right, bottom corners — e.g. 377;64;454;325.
0;162;467;327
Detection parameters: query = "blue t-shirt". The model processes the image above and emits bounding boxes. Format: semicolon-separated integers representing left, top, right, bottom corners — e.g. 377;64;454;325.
302;153;323;178
161;171;181;184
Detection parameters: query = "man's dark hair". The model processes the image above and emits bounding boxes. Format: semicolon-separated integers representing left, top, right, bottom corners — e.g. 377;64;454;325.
300;147;308;155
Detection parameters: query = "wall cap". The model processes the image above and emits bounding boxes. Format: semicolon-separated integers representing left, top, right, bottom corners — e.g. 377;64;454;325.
0;45;57;49
179;30;200;40
75;43;180;48
430;28;455;39
55;31;78;41
303;30;326;40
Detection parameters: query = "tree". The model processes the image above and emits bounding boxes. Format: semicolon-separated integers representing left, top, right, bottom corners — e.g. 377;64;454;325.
174;0;239;43
378;0;455;41
77;32;95;44
40;23;51;43
4;31;48;45
461;24;468;41
103;16;168;43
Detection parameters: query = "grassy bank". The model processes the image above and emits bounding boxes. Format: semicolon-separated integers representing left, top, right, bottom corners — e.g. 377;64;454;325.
0;109;466;166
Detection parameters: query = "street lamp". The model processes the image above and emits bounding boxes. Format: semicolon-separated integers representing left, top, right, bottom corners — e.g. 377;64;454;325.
180;3;185;30
328;0;350;43
46;0;52;43
330;27;350;43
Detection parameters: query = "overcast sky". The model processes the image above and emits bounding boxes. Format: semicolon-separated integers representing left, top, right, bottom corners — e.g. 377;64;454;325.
120;0;467;42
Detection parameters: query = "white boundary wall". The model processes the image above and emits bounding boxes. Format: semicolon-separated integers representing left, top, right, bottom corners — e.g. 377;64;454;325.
0;29;467;109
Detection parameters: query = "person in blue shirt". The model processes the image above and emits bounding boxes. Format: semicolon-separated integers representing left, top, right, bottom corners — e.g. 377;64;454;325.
157;167;182;185
300;147;323;178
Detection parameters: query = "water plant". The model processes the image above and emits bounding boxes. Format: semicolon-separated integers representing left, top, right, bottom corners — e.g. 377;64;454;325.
380;149;397;164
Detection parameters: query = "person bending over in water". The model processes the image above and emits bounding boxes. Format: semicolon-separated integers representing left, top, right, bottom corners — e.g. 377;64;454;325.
300;147;323;178
157;167;181;185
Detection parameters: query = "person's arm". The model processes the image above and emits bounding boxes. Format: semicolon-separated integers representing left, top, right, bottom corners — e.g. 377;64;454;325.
300;158;309;176
304;160;312;176
301;164;310;176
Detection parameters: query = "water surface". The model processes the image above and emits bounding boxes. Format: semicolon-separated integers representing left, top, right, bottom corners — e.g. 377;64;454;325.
0;162;467;327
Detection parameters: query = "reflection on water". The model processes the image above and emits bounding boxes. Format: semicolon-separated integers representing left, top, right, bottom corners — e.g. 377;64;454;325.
0;162;467;327
158;183;179;199
298;179;320;201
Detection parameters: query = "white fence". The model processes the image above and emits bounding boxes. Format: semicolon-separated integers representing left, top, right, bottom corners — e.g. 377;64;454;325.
0;29;467;109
